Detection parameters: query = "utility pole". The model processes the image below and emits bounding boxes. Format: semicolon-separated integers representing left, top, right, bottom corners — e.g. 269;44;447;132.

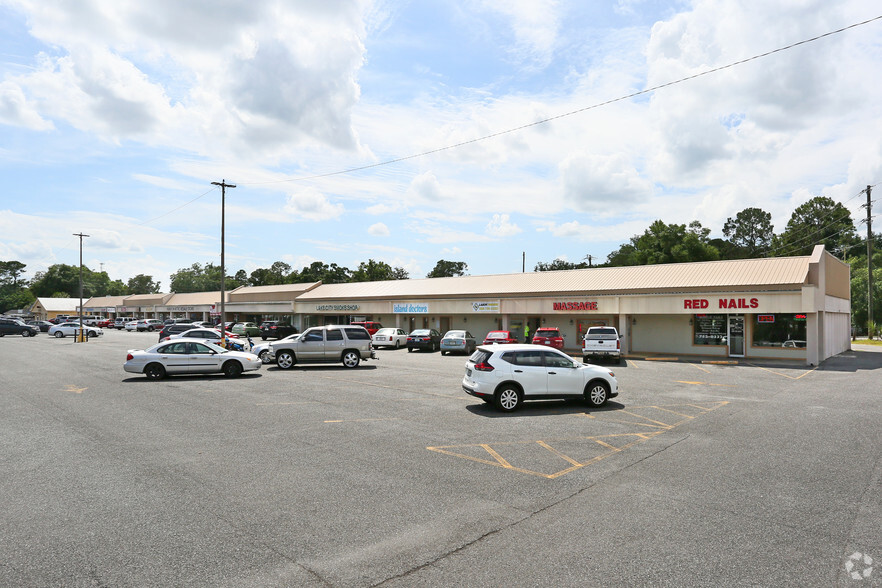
867;185;874;338
211;180;236;329
73;233;89;342
522;252;525;273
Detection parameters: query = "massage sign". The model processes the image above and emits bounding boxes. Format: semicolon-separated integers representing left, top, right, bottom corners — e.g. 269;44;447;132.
552;301;598;311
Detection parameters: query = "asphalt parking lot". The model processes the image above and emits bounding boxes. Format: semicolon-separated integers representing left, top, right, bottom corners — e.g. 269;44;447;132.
1;330;880;587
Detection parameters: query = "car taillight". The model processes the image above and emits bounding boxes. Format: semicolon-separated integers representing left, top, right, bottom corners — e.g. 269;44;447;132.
126;353;133;360
161;336;169;341
617;340;621;350
474;362;494;372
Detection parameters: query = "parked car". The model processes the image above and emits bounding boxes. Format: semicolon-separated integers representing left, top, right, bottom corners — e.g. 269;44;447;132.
0;317;39;337
124;320;140;332
462;344;619;412
167;328;240;343
482;330;519;345
48;322;103;338
231;321;261;337
440;330;476;355
259;321;300;340
26;320;54;332
124;340;261;380
157;322;198;342
113;317;135;329
407;328;442;352
252;333;300;364
270;325;376;369
531;327;565;350
96;318;113;328
134;319;163;332
351;321;383;336
582;326;621;363
372;327;408;349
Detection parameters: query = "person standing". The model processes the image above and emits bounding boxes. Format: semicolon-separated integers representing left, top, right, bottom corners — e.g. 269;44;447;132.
524;323;531;344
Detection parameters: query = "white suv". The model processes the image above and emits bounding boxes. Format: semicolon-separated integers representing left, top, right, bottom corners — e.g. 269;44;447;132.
462;344;618;412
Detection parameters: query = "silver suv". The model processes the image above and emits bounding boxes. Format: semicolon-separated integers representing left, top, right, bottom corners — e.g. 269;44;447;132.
270;325;376;369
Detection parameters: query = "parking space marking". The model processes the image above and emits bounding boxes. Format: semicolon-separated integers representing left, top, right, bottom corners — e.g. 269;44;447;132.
64;385;87;394
744;363;819;380
675;380;736;387
428;401;729;479
689;363;710;373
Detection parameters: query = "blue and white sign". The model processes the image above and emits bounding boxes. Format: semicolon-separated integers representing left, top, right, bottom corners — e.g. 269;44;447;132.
393;302;429;314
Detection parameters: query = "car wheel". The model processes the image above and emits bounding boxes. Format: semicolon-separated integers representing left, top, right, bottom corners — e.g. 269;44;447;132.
585;381;610;407
395;340;401;349
582;356;589;363
88;330;97;337
147;326;155;332
441;350;447;356
342;350;361;368
54;331;64;338
276;351;295;370
494;385;522;412
223;361;244;377
261;335;267;341
144;363;166;380
22;330;31;337
258;350;273;364
407;347;413;353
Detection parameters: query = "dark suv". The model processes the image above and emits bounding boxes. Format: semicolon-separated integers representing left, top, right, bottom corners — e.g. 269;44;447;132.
0;317;39;337
259;321;299;340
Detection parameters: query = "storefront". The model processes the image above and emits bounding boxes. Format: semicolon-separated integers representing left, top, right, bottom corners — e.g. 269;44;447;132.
291;245;849;365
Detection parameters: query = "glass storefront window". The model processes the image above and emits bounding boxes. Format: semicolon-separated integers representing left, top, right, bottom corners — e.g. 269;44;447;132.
752;314;807;348
693;314;727;345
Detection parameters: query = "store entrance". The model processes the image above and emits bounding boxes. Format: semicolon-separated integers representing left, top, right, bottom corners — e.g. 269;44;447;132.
728;314;745;357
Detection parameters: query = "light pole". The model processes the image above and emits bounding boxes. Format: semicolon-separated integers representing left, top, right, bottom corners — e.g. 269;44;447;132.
211;180;236;328
73;232;89;342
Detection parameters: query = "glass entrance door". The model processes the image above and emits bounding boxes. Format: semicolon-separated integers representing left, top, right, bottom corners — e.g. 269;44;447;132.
728;314;745;357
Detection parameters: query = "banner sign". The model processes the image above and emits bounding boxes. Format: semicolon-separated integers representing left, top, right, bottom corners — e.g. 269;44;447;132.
471;301;499;313
393;303;429;314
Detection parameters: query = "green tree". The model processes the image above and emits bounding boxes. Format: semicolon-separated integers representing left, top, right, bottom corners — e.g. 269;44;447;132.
298;261;351;284
169;262;235;293
426;260;468;278
30;264;81;298
722;207;774;258
604;220;720;266
775;196;858;257
534;259;588;271
352;259;409;282
0;260;34;313
127;274;161;294
249;261;293;286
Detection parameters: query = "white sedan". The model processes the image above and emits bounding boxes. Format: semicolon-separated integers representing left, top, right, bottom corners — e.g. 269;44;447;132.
124;340;261;380
371;327;408;349
48;322;104;338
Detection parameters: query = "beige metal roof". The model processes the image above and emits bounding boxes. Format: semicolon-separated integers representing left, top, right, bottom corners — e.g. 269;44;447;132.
124;293;172;304
297;255;812;301
30;297;80;312
163;291;221;306
82;295;130;307
228;282;320;302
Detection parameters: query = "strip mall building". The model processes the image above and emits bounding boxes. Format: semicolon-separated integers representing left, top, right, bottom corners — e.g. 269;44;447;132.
75;245;850;366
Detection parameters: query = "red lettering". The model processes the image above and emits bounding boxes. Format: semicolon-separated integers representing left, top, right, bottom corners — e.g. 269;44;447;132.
700;299;708;309
719;299;728;309
685;300;693;309
750;298;759;308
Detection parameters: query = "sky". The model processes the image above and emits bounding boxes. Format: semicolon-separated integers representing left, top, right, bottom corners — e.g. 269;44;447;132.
1;0;881;288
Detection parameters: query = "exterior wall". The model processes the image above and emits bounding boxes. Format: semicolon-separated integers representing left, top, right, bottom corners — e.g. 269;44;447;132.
632;315;727;357
823;311;851;360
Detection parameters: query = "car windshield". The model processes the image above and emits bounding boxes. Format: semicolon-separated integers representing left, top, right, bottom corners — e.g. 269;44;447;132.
535;329;560;337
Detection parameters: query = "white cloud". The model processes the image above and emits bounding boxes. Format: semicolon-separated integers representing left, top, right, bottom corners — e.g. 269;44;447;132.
559;152;652;208
368;222;390;236
0;81;53;130
485;213;522;237
283;188;344;221
477;0;561;67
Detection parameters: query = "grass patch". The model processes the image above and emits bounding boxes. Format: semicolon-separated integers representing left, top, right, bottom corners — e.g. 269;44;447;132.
853;338;882;346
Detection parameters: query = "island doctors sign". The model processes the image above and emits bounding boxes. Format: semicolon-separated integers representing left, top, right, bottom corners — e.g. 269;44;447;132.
393;302;429;314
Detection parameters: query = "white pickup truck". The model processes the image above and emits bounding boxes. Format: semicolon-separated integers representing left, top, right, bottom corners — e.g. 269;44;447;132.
582;326;621;363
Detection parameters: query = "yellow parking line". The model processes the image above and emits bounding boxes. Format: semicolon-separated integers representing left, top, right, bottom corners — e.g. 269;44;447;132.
744;363;819;380
690;363;710;373
646;357;679;361
536;440;582;467
652;406;696;419
626;359;640;368
482;444;513;468
675;380;736;387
